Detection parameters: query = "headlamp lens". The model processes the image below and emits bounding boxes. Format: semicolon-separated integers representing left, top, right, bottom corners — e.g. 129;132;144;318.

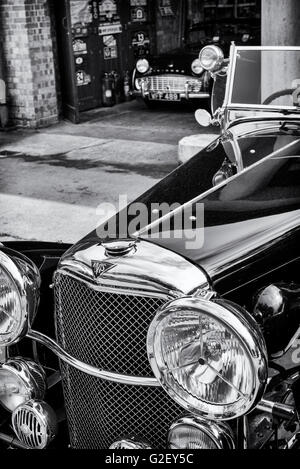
147;298;267;420
136;59;150;74
0;265;22;346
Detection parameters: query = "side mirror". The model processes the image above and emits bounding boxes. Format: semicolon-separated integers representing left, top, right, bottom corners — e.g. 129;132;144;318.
195;109;212;127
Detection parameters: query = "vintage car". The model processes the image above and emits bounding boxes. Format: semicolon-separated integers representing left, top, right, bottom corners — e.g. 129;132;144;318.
1;46;300;450
132;21;259;108
132;50;212;108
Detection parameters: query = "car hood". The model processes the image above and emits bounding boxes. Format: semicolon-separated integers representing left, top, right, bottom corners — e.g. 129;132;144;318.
70;143;300;293
150;49;197;71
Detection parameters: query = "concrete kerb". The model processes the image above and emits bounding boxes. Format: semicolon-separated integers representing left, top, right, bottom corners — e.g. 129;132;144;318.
178;133;218;164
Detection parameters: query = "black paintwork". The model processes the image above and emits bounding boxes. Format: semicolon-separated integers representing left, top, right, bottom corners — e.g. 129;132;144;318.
144;48;205;77
76;120;300;299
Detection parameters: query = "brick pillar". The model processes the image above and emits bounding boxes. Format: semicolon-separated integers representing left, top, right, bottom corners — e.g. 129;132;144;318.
0;0;58;128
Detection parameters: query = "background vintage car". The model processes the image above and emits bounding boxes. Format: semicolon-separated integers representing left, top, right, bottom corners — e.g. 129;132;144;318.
132;48;212;108
132;20;259;108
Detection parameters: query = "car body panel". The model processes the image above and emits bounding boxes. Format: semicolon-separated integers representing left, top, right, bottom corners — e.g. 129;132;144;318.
68;131;300;291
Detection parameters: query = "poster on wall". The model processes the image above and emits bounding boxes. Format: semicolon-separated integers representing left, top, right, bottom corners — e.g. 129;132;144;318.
73;39;88;56
159;0;175;17
130;0;148;22
131;31;150;58
76;70;92;87
99;0;120;23
103;35;118;60
99;23;122;35
131;7;147;22
98;0;122;36
70;1;93;26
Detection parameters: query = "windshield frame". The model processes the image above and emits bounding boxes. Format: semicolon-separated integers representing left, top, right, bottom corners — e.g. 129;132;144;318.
224;45;300;113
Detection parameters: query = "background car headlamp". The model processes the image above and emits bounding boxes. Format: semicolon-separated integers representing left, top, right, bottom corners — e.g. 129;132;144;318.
0;250;40;346
0;358;46;412
167;416;235;449
136;59;150;74
199;45;224;72
191;59;203;75
147;297;267;420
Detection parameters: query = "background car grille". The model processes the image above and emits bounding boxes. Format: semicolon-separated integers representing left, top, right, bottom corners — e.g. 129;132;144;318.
147;74;202;93
55;273;183;448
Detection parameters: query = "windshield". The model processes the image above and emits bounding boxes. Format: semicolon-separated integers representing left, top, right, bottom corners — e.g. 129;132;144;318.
227;47;300;111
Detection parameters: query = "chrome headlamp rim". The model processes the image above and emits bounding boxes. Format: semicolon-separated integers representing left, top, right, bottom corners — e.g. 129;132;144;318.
167;415;235;449
0;357;46;412
136;58;150;74
199;45;224;72
0;249;40;346
147;297;268;421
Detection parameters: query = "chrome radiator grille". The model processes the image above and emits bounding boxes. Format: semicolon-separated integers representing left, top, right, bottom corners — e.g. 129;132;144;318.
55;273;182;448
148;74;201;92
59;365;183;449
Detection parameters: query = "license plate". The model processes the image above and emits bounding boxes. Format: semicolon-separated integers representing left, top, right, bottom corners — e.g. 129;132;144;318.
149;92;180;101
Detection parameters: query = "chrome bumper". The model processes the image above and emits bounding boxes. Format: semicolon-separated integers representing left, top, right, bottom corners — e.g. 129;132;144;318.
133;90;210;100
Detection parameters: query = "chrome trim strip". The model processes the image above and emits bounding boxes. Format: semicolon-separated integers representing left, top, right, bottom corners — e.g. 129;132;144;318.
223;42;236;109
227;104;300;112
27;330;160;387
55;268;177;301
232;46;300;51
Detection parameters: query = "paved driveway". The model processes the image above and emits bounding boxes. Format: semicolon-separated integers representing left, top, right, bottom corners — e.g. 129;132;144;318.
0;100;217;243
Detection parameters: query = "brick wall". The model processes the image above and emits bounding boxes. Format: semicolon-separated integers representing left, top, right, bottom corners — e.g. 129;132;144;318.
0;0;58;128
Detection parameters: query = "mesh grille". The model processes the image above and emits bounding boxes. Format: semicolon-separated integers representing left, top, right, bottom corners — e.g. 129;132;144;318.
148;75;202;92
55;274;165;376
55;273;183;448
60;364;183;449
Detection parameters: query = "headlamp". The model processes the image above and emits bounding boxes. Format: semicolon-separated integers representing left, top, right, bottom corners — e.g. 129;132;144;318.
191;59;203;75
0;358;46;412
0;250;40;346
167;416;235;449
199;45;224;72
136;59;150;74
147;297;267;420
